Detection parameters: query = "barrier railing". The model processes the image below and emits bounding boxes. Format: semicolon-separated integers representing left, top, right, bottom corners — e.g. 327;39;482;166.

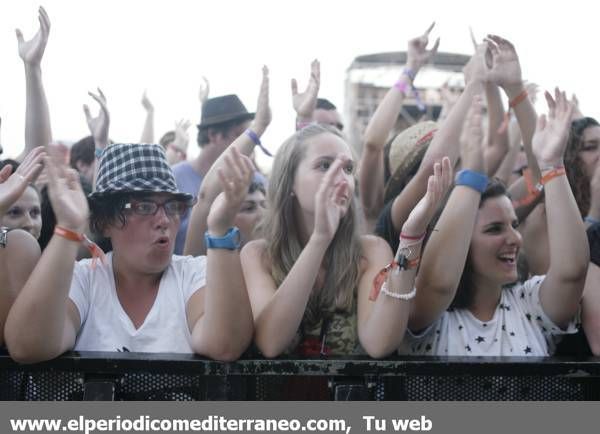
2;351;600;400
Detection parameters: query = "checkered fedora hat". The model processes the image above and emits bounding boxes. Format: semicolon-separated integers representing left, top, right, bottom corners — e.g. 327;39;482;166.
89;143;192;201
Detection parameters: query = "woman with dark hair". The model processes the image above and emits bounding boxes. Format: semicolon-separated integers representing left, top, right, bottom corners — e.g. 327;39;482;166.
0;148;45;346
403;91;588;356
564;116;600;219
5;144;254;362
241;124;452;359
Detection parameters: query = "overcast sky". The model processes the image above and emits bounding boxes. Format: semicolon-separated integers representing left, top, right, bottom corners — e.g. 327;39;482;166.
0;0;596;169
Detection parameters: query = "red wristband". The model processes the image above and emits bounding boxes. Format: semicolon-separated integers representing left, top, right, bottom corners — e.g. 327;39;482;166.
399;232;426;241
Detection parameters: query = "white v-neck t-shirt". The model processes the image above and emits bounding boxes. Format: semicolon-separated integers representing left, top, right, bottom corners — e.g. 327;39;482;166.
398;276;577;356
69;252;207;353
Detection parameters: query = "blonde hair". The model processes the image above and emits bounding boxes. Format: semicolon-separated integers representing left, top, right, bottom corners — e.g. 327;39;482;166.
260;124;363;326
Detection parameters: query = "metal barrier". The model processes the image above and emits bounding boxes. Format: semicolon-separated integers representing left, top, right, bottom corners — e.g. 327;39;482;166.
2;350;600;400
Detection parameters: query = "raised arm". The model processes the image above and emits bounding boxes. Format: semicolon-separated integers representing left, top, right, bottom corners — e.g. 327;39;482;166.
291;60;320;129
486;35;539;181
483;82;509;176
187;153;255;361
15;6;52;162
411;96;487;331
139;91;154;143
4;154;87;363
387;46;486;234
358;157;452;357
533;89;589;327
241;158;350;358
184;67;270;256
359;23;439;220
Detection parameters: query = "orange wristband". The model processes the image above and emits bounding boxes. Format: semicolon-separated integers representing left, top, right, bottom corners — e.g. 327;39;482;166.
498;89;529;134
540;166;566;185
509;89;529;109
513;167;543;208
54;226;107;269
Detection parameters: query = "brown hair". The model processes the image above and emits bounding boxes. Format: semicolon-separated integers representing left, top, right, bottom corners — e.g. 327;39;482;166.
259;124;363;326
564;117;599;216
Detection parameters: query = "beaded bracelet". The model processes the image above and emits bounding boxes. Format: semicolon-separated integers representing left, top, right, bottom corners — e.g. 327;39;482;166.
380;282;417;300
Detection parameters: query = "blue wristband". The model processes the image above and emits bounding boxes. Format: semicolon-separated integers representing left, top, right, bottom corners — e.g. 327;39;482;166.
455;169;488;193
245;129;273;157
245;129;261;146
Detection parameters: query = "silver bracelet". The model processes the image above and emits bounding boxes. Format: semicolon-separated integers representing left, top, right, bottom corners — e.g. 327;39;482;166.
380;282;417;300
0;227;8;248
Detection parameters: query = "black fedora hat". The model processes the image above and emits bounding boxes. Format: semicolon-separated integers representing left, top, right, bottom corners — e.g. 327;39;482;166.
198;94;254;130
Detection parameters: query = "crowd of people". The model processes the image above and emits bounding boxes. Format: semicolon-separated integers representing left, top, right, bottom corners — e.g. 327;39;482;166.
1;8;599;366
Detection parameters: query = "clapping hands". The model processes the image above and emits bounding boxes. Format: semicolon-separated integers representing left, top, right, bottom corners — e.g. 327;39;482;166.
207;147;255;236
402;157;453;237
532;88;575;168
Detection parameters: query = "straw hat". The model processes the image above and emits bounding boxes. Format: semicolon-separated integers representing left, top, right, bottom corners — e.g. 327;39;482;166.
384;121;437;203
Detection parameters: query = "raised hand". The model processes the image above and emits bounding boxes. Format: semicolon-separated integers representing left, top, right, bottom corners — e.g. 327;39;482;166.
312;158;351;243
252;66;272;134
198;76;210;104
83;88;110;149
16;6;50;66
291;59;320;120
406;22;440;72
207;147;255;236
141;90;154;113
44;153;89;233
402;157;453;236
532;88;575;167
0;147;45;215
172;119;191;152
485;35;522;90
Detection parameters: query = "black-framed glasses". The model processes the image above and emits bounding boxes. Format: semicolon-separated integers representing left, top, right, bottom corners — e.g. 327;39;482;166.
123;198;195;217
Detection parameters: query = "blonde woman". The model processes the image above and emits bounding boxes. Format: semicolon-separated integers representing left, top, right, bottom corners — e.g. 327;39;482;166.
241;124;452;358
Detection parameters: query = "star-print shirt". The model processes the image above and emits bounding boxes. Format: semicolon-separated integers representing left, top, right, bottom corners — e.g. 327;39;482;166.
398;276;577;356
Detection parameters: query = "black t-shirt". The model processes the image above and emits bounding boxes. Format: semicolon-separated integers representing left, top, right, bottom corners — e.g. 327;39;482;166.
374;200;400;253
588;222;600;266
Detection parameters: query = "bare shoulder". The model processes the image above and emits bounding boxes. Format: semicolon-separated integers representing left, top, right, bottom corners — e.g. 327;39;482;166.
241;239;268;259
4;229;41;262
